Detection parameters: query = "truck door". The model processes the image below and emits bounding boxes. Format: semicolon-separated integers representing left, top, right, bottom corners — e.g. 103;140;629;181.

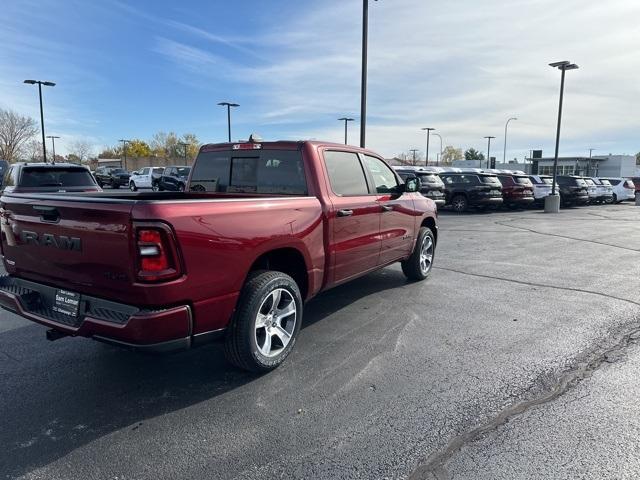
323;150;381;285
361;155;414;265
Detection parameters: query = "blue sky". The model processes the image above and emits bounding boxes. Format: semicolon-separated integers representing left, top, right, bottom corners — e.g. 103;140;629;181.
2;0;639;161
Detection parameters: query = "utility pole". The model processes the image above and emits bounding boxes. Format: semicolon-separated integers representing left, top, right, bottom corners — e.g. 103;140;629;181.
409;148;419;165
178;142;189;166
338;118;355;145
484;136;496;169
119;139;131;170
46;135;60;164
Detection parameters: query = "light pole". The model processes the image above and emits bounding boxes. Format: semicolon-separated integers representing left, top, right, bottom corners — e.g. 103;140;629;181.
433;133;443;166
24;79;55;163
503;117;517;164
338;118;355;145
217;102;239;142
360;0;378;148
484;136;496;169
548;61;579;203
178;142;189;166
46;135;60;164
422;127;435;166
409;148;419;165
119;139;131;170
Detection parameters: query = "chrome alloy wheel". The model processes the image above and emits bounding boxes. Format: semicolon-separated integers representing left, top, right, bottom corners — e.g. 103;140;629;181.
254;288;297;357
419;234;434;274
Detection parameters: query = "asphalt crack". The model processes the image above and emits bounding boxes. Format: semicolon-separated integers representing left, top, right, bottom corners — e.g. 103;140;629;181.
493;219;640;253
434;265;640;307
409;319;640;480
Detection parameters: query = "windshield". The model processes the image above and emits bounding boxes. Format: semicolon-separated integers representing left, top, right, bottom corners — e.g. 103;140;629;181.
190;149;307;195
574;178;587;187
20;167;96;188
514;176;533;186
417;173;442;185
479;175;501;184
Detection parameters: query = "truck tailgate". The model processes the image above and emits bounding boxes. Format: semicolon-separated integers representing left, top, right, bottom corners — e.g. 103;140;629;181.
1;195;134;296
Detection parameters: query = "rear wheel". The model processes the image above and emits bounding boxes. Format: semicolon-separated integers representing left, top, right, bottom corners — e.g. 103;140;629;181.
451;195;468;213
152;183;159;192
401;227;435;281
224;271;302;372
612;193;619;204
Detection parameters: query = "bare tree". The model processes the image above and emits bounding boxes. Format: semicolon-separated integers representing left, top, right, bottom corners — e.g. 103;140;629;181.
0;108;39;162
24;139;44;162
68;140;94;164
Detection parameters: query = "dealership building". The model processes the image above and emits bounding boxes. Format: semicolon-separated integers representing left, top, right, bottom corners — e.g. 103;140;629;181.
450;154;637;177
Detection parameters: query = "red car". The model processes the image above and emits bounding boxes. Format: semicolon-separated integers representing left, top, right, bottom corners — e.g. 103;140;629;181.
0;139;438;371
496;173;535;208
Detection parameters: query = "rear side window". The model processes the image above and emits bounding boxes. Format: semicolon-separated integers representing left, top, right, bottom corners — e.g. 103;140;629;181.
190;150;307;195
20;167;96;187
479;175;500;185
514;176;533;186
584;178;595;186
497;176;514;186
363;155;398;194
607;179;620;186
418;174;440;184
324;151;369;196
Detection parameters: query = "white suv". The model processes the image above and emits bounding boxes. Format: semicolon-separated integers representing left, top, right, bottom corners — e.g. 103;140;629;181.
129;167;164;191
600;177;636;203
528;175;554;205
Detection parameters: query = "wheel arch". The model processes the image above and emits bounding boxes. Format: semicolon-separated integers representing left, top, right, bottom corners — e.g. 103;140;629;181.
247;247;310;300
420;216;438;245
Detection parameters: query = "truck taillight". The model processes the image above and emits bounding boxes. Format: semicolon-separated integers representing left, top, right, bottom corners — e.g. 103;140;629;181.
135;225;181;282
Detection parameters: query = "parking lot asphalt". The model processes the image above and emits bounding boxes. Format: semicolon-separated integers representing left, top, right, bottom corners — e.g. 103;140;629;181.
1;203;639;480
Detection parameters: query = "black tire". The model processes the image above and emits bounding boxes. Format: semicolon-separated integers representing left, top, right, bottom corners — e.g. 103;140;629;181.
178;183;185;192
401;227;435;281
152;183;160;192
112;182;120;189
451;195;468;213
129;181;137;191
224;271;303;372
612;193;619;204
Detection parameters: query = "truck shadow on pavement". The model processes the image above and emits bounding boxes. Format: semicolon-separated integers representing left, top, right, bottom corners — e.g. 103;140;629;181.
0;268;409;479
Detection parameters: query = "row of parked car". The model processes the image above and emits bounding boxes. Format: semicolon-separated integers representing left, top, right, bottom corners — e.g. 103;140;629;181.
393;166;639;213
93;165;192;191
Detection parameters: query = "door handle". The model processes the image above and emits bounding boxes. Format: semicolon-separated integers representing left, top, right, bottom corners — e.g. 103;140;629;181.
337;209;353;217
381;204;394;212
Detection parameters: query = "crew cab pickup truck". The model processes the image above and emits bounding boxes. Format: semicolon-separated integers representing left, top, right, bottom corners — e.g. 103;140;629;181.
0;139;438;372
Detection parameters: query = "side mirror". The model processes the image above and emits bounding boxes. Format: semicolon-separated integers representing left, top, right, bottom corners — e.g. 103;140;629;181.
403;175;421;193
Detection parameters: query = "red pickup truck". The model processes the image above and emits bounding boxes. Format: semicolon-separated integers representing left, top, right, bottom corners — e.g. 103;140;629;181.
0;139;438;371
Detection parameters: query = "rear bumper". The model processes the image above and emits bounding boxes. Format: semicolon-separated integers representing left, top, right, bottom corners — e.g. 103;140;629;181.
0;275;210;353
505;196;535;204
476;197;503;205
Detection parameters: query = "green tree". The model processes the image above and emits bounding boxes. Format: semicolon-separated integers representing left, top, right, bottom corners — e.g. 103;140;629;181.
441;146;464;165
126;139;152;157
150;131;179;158
464;148;485;161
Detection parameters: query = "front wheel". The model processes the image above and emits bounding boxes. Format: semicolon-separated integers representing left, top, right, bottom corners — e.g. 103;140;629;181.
451;195;468;213
152;183;159;192
401;227;435;281
129;181;137;191
224;271;302;372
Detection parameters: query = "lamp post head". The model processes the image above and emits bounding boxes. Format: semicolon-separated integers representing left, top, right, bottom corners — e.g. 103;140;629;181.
549;61;579;71
24;80;37;85
422;127;435;132
218;102;240;107
338;117;355;122
484;136;496;140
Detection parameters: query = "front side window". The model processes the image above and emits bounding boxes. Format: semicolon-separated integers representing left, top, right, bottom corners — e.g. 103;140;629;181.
363;155;398;194
324;151;369;196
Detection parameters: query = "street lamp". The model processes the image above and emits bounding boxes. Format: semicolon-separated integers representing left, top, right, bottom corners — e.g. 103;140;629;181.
46;135;60;164
484;136;496;169
360;0;378;148
118;139;131;170
548;61;579;207
178;142;189;166
409;148;419;165
338;117;355;145
24;79;55;162
422;127;435;166
433;133;443;166
503;117;517;164
218;102;239;143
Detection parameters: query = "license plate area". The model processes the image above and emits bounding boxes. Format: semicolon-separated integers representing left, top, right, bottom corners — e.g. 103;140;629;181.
53;289;81;318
